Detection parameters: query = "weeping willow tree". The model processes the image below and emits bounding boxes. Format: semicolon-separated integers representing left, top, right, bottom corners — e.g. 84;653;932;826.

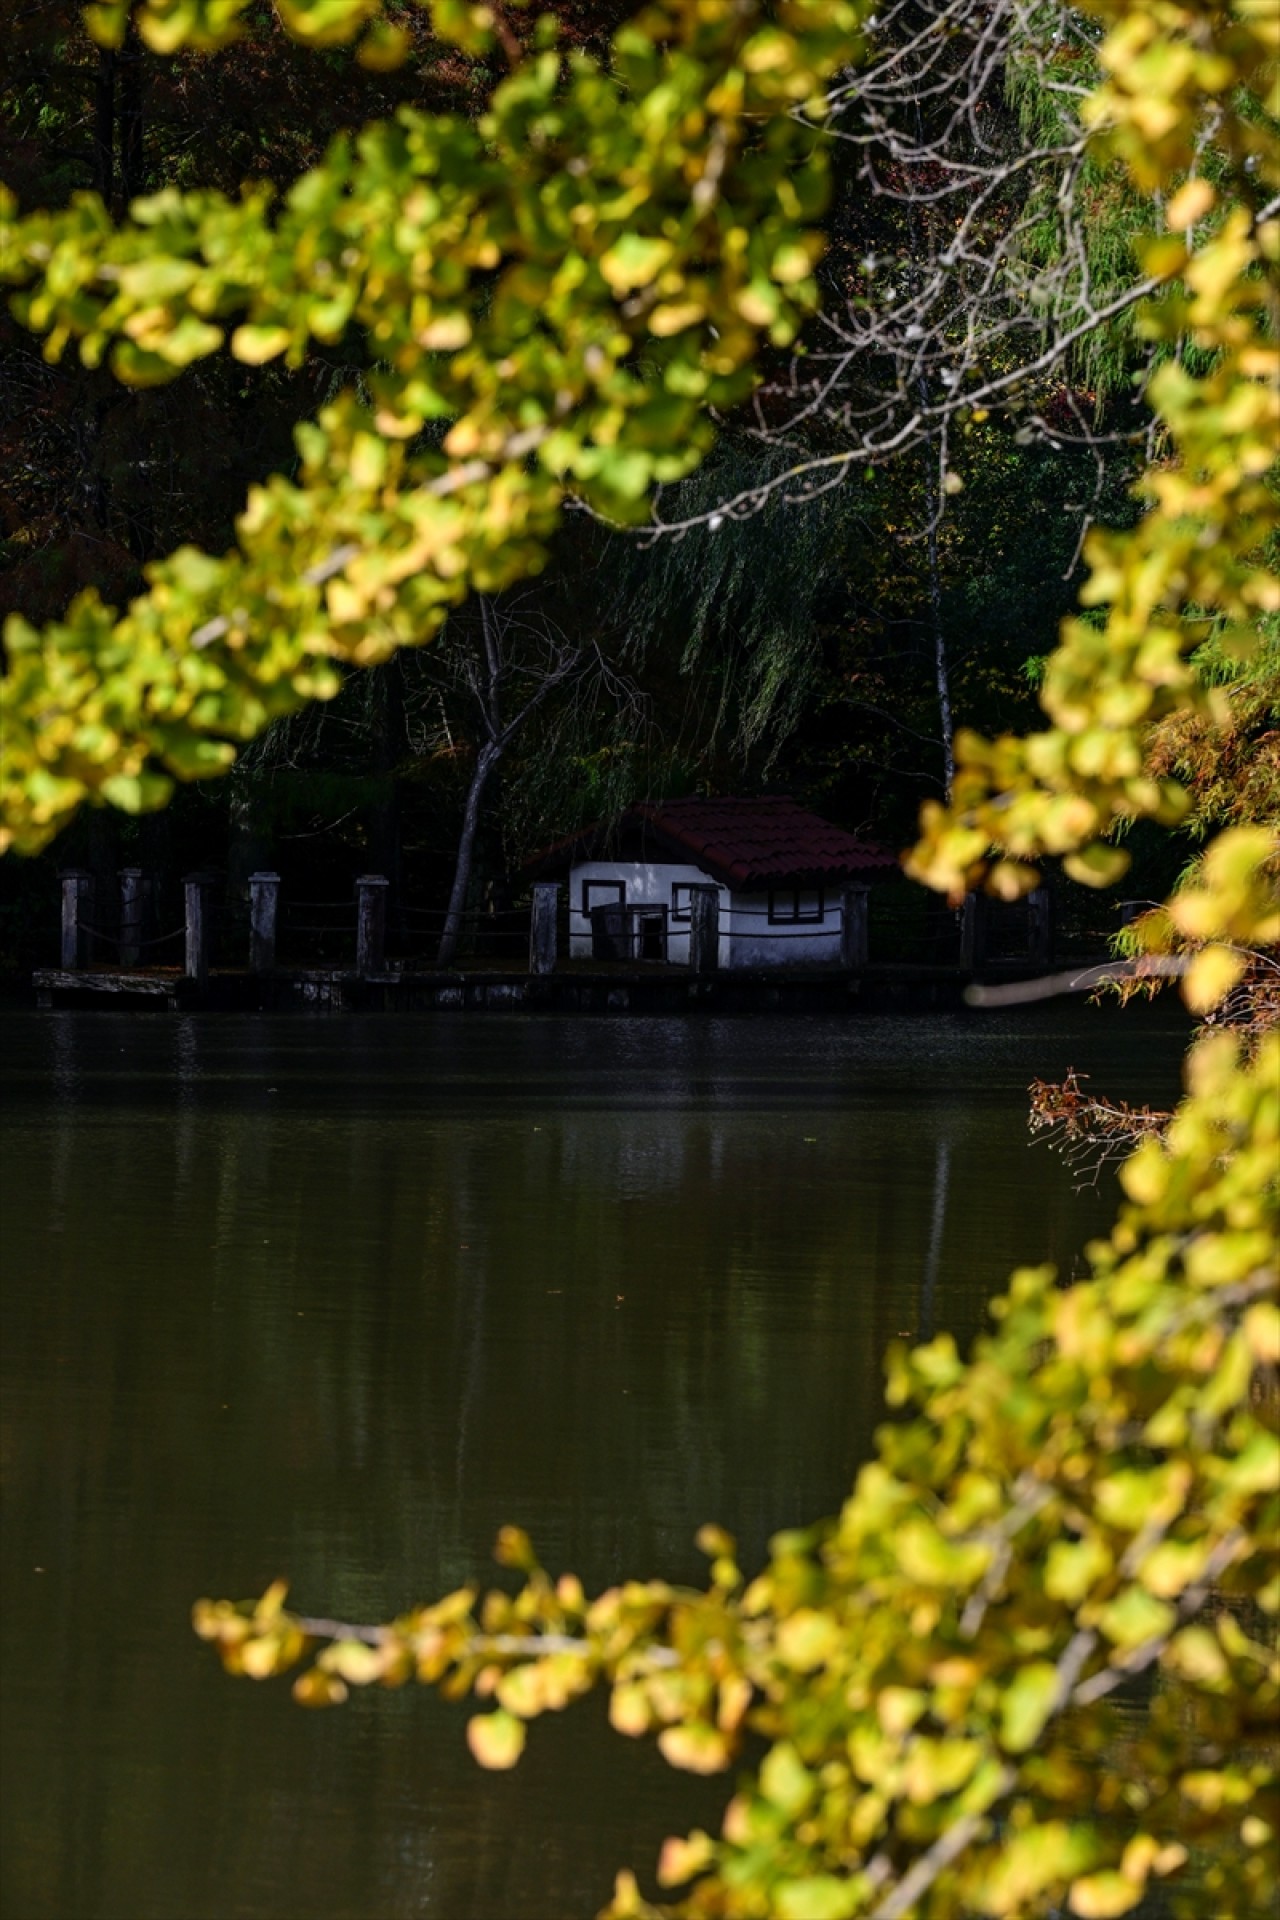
590;438;863;767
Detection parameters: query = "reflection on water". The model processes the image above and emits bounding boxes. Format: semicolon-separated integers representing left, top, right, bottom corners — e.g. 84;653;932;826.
0;1005;1186;1920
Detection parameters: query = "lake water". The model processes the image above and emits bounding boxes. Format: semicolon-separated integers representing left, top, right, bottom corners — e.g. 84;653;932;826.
0;1004;1188;1920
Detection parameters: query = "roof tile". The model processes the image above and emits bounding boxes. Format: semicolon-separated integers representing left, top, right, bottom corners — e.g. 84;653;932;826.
567;797;899;889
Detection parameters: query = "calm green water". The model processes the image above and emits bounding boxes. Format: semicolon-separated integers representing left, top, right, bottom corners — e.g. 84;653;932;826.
0;1005;1187;1920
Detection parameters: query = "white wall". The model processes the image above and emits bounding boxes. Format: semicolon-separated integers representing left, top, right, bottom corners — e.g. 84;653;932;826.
725;890;842;968
567;861;729;966
567;864;844;968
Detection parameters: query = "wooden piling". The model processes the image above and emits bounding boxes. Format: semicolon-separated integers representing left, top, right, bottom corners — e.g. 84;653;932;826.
60;870;93;970
249;872;281;974
119;868;145;967
529;883;559;976
959;892;988;972
183;873;213;984
840;884;870;972
689;885;720;976
356;875;389;977
1027;886;1053;970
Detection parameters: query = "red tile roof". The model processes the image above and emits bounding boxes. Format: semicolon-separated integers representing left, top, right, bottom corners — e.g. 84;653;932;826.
535;797;899;890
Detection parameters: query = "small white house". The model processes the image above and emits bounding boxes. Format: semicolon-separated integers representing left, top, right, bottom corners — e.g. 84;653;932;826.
534;797;897;969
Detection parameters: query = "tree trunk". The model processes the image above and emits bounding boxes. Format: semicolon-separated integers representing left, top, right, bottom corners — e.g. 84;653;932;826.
436;743;501;967
118;33;145;208
908;155;956;803
95;30;144;220
922;444;955;800
94;50;116;206
367;658;406;941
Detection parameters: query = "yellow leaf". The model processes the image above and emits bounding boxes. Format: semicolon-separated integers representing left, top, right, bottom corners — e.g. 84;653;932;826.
1244;1302;1280;1364
1063;843;1131;888
321;1638;386;1685
657;1724;730;1774
649;302;706;337
609;1684;651;1737
292;1668;349;1708
877;1686;927;1737
230;325;292;365
418;313;472;350
1166;178;1216;231
1181;943;1246;1014
1069;1871;1143;1917
776;1608;841;1671
657;1830;714;1888
466;1708;526;1770
255;1579;289;1623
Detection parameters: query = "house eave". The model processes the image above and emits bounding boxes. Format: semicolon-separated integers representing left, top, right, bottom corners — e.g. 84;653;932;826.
525;804;900;890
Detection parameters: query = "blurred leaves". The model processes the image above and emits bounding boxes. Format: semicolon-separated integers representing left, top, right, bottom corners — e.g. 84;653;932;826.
0;0;868;852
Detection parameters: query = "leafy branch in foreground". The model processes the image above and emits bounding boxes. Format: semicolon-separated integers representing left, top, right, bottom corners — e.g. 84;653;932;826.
196;1029;1279;1920
0;0;868;853
1027;1067;1171;1186
905;0;1279;914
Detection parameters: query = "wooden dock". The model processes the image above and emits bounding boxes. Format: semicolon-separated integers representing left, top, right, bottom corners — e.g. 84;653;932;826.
33;867;1094;1013
31;959;1049;1015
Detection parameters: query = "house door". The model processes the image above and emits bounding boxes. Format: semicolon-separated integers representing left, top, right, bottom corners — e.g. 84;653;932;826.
632;909;667;962
590;903;626;960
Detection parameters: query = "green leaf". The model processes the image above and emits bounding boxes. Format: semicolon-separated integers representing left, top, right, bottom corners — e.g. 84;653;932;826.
1095;1587;1177;1651
1045;1537;1112;1606
759;1743;814;1817
599;234;673;293
902;1737;983;1804
775;1877;859;1920
895;1518;992;1589
999;1663;1061;1753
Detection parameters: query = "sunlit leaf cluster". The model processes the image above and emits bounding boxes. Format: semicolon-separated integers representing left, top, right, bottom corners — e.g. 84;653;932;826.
0;0;867;851
906;0;1279;954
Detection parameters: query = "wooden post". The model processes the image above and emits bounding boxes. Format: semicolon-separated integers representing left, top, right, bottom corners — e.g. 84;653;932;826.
356;874;389;977
1027;886;1053;970
119;868;145;967
529;882;559;976
60;870;93;970
249;871;281;975
840;884;870;972
959;892;988;972
689;884;720;976
184;872;213;984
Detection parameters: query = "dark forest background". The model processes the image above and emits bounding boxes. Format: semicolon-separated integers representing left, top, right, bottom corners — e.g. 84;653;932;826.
0;1;1185;977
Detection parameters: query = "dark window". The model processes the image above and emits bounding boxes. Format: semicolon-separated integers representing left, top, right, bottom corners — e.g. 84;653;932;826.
671;884;694;923
632;907;668;962
768;887;825;925
581;878;625;917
